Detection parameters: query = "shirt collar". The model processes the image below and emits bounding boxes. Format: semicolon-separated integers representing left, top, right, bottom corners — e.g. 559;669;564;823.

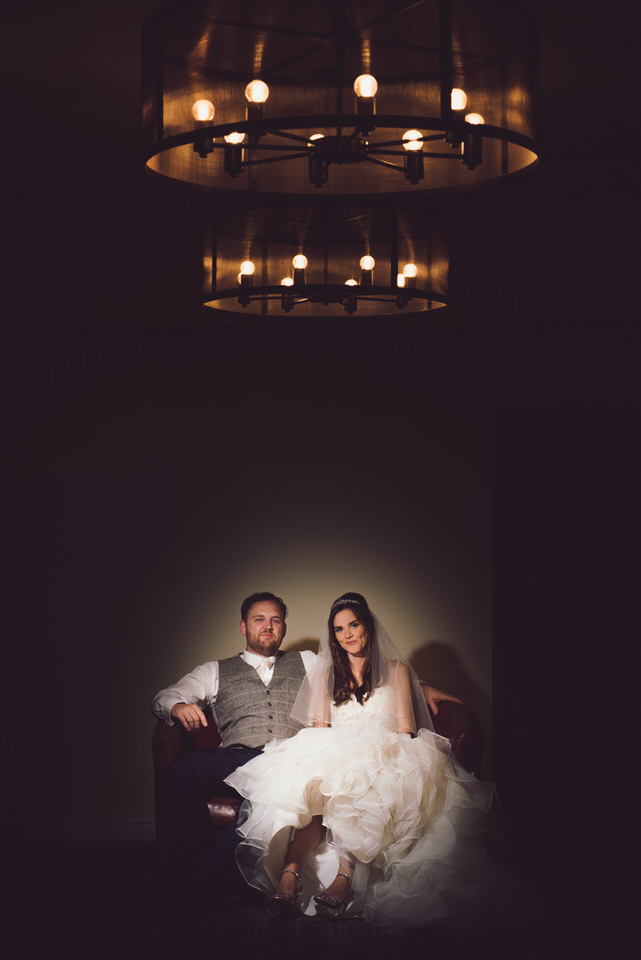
241;649;277;669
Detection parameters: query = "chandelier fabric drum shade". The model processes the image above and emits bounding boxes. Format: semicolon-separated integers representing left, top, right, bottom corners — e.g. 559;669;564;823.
142;0;539;197
202;203;449;318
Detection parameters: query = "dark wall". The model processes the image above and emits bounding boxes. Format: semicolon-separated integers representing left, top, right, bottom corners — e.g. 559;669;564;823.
493;404;638;923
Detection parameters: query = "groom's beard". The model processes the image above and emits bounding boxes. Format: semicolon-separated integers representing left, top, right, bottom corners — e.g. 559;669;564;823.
246;632;282;657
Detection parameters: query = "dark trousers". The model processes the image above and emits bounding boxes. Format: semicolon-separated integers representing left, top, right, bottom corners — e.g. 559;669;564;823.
167;745;263;890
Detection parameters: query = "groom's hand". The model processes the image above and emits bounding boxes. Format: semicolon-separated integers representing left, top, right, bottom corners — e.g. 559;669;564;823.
171;702;208;731
424;686;462;716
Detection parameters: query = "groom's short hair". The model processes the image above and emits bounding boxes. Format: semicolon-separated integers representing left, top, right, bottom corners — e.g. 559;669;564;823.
240;592;288;623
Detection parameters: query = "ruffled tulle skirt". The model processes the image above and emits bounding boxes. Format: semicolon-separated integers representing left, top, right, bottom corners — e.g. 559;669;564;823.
226;715;519;931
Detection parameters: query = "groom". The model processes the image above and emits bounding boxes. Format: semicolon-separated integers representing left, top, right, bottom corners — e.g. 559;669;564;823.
152;591;458;892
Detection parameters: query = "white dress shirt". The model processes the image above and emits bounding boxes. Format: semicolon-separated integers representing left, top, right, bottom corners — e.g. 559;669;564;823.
152;648;316;725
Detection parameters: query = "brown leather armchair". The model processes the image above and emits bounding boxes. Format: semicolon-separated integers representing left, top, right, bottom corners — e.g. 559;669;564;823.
152;688;483;855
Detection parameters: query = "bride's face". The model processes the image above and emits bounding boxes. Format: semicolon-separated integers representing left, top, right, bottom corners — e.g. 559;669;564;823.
332;608;369;657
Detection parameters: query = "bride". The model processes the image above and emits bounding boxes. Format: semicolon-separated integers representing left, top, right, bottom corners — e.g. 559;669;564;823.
226;592;518;930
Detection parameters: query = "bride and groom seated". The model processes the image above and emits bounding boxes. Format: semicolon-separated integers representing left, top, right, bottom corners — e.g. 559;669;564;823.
153;591;512;929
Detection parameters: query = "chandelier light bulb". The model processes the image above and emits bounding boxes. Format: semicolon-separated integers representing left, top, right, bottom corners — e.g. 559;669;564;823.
292;254;308;270
281;277;294;286
245;79;270;104
402;130;423;152
239;260;255;276
465;112;484;125
353;74;378;99
224;131;246;144
345;279;358;286
403;263;418;278
192;99;215;122
397;274;406;287
451;88;467;111
360;255;375;271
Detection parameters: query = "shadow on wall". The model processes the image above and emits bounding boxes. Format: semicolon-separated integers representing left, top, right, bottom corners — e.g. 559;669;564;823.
410;641;492;781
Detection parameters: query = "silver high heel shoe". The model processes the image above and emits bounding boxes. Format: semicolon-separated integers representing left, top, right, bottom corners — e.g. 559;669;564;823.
264;868;302;918
313;871;353;919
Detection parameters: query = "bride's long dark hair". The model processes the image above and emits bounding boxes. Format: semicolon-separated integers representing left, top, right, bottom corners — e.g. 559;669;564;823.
291;593;433;733
328;592;377;706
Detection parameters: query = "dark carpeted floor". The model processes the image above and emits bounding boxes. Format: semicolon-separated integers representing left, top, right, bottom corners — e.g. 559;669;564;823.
5;840;586;960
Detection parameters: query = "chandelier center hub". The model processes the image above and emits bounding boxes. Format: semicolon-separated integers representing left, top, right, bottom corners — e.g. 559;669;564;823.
313;135;368;165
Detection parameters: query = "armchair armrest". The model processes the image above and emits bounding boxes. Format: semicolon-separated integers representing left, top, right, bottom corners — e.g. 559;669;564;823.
424;695;483;777
152;708;223;850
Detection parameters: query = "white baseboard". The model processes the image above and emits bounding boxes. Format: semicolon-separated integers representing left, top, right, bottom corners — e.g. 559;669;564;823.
21;821;156;843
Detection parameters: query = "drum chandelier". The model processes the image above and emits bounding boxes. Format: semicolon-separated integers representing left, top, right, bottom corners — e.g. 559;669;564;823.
142;0;539;319
202;202;450;318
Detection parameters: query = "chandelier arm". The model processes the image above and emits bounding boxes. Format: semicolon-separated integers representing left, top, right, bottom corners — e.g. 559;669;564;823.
240;151;312;168
366;150;407;158
366;149;409;158
363;155;405;172
416;151;465;160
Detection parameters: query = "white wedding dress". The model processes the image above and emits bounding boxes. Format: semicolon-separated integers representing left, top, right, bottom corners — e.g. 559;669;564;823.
226;685;516;930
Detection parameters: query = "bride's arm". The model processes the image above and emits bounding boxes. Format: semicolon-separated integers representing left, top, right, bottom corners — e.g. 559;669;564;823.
310;672;331;727
313;697;330;728
393;662;415;734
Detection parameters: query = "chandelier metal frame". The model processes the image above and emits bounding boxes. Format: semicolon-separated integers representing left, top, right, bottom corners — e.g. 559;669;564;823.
201;201;449;319
142;0;539;197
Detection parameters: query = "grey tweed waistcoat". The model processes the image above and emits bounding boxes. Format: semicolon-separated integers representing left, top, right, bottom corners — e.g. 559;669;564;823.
214;652;307;748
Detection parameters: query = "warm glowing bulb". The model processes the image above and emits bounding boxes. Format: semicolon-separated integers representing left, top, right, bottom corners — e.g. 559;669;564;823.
345;279;358;286
281;277;294;286
360;255;375;271
292;255;308;270
397;274;405;287
239;260;255;276
402;130;423;151
465;112;484;125
353;74;378;98
451;88;467;111
403;263;418;278
308;133;324;146
245;79;270;104
192;99;215;122
224;131;245;144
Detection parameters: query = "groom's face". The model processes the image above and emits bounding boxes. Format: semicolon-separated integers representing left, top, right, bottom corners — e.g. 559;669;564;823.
240;601;287;657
